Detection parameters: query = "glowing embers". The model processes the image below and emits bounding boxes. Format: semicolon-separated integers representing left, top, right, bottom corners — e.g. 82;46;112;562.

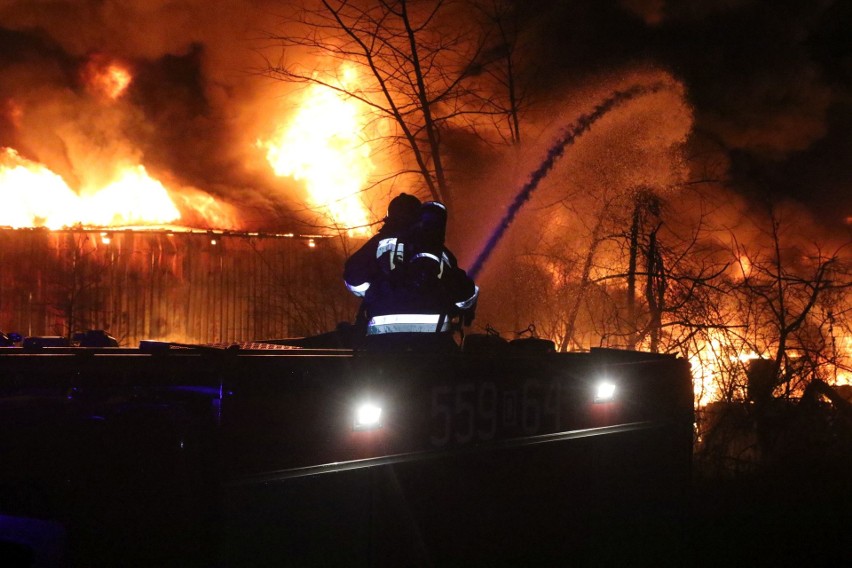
353;401;383;431
260;65;373;235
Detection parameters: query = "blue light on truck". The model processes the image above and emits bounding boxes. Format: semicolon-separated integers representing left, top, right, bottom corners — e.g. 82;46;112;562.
354;402;383;431
594;381;616;403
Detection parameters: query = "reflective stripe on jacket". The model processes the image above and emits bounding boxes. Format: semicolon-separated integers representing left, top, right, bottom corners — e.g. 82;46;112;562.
455;285;479;310
366;314;452;335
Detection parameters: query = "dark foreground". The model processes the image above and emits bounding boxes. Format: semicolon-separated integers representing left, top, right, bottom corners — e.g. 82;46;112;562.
620;469;852;568
0;343;848;566
3;466;849;567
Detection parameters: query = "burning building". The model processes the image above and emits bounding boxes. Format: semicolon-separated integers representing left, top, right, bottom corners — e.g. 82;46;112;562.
0;227;352;347
0;6;378;347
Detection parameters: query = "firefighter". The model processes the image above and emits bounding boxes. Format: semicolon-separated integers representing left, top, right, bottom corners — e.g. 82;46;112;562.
343;192;421;301
343;195;478;350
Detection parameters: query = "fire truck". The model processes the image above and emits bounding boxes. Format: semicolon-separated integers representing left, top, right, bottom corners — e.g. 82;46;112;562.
0;334;692;566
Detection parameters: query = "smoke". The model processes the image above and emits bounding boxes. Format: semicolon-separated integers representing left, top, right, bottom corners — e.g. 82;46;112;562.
450;64;692;262
0;0;311;229
504;0;850;229
657;0;848;223
0;0;848;234
468;80;677;279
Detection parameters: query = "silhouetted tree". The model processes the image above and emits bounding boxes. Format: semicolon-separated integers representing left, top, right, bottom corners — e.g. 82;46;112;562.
730;203;852;398
264;0;527;205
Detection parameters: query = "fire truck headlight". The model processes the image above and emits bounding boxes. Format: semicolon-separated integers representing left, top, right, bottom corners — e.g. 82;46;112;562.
354;402;383;431
594;381;616;403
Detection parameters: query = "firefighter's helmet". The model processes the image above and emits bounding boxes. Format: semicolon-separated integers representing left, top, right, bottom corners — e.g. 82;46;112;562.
385;193;421;229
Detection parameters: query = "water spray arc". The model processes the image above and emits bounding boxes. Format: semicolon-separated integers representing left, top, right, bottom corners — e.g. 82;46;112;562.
468;83;667;280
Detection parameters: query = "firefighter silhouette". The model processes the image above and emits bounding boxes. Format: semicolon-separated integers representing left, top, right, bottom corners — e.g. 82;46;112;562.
343;194;478;349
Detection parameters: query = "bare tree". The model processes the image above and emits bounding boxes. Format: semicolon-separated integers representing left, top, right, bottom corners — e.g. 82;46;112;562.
465;0;533;145
264;0;525;205
731;205;852;398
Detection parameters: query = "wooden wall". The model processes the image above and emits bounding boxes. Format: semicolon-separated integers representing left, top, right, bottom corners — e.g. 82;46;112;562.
0;229;357;346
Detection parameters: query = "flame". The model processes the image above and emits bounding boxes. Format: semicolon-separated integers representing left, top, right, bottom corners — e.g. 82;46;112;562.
171;190;238;230
82;54;132;100
836;335;852;386
0;149;80;229
83;165;181;226
261;65;373;234
686;330;761;407
1;147;179;228
1;53;240;230
686;327;852;406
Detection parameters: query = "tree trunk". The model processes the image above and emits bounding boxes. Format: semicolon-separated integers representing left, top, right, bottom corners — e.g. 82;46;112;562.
626;201;641;349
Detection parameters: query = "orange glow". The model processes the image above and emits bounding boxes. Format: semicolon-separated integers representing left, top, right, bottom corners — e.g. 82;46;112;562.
687;330;761;407
83;165;181;226
2;99;23;128
260;65;373;234
737;254;752;279
0;147;191;228
837;336;852;386
82;55;132;100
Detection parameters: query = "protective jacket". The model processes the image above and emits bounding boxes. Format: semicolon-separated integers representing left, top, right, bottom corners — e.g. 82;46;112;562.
344;205;478;337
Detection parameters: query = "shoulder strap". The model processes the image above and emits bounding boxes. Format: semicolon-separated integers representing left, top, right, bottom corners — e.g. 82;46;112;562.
375;237;406;272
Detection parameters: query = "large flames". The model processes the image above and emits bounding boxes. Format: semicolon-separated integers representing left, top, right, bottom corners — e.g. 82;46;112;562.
260;65;373;235
1;148;181;228
0;54;237;230
688;331;761;407
2;43;377;233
